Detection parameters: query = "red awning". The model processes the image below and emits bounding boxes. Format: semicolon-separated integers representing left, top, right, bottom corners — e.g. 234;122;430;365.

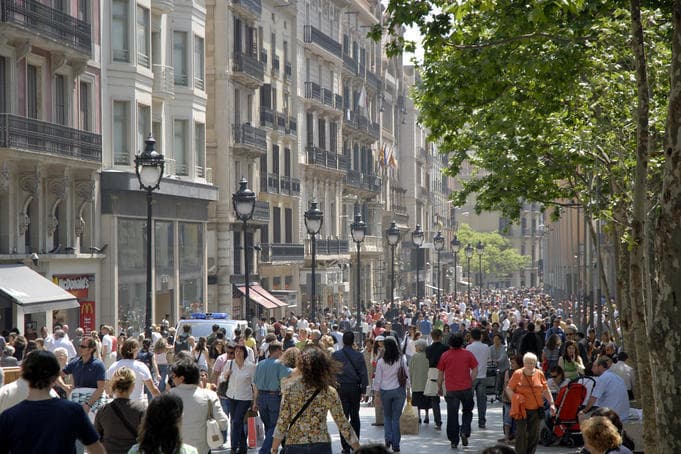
236;284;287;309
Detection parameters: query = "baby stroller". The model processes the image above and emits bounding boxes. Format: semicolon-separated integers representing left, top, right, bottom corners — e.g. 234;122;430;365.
540;376;596;448
485;362;501;403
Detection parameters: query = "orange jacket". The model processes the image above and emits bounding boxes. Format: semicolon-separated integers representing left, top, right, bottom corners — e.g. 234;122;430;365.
510;393;527;420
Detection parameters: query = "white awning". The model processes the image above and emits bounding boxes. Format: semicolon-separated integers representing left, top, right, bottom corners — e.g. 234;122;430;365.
0;265;80;314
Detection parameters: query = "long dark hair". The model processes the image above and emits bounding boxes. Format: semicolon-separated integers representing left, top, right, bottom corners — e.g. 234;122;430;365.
382;336;402;365
137;394;184;454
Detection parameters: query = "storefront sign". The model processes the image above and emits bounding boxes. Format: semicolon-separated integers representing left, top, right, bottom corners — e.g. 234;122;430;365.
79;301;96;332
54;275;92;300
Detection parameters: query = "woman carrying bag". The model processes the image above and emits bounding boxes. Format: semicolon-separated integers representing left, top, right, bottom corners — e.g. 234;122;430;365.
373;336;411;453
222;344;256;454
271;347;360;454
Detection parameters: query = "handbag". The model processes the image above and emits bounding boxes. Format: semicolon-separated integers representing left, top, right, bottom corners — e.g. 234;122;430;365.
280;388;321;453
217;360;233;397
109;400;139;439
423;367;440;397
524;372;545;420
206;395;224;450
397;358;408;388
399;397;419;435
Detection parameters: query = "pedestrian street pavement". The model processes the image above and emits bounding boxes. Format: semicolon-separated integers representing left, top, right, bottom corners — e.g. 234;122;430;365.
320;399;580;454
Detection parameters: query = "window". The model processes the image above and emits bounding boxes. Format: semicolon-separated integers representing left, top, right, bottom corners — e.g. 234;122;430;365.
79;82;90;131
138;104;150;156
318;118;325;149
173;31;188;86
174;119;188;175
113;101;129;165
26;65;38;119
194;36;204;90
77;0;89;22
0;57;6;112
54;74;67;125
329;122;337;154
306;113;313;146
195;122;205;178
112;0;129;62
272;144;279;174
136;6;150;68
273;207;281;243
284;148;291;176
284;208;292;243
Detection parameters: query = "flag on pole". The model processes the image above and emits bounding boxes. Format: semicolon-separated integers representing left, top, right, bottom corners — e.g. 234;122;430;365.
358;86;368;115
378;143;385;168
389;145;398;168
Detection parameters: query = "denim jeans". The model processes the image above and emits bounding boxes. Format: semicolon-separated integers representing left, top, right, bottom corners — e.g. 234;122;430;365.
472;378;487;427
281;442;332;454
380;387;406;450
444;388;474;446
219;396;231;442
228;398;251;452
157;364;169;392
257;393;281;454
338;384;362;452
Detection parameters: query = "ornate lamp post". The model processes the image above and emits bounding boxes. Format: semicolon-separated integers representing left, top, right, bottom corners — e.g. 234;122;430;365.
476;240;485;302
433;231;445;308
451;235;461;304
350;210;367;342
411;224;424;301
304;200;323;322
135;134;165;339
465;243;474;305
232;178;256;323
386;221;400;309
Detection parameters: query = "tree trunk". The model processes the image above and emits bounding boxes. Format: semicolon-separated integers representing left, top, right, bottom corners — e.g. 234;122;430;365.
650;2;681;451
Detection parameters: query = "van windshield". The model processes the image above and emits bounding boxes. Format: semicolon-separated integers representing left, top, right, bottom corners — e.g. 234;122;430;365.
176;321;238;340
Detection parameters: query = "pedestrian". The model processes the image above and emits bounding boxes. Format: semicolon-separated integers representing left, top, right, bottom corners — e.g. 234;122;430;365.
506;352;556;454
558;340;585;380
579;356;630;422
170;359;228;454
62;336;108;417
192;336;209;372
373;336;411;452
425;328;449;430
94;366;145;454
0;350;106;454
437;333;478;449
332;331;369;454
221;344;256;454
581;416;634;454
466;327;491;429
154;338;170;392
137;338;158;399
128;393;199;454
408;339;430;424
270;347;360;454
253;341;292;454
106;339;160;406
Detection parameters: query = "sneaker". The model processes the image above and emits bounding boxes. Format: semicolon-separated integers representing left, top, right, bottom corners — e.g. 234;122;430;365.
435;424;442;431
479;424;486;429
450;442;458;449
461;434;469;446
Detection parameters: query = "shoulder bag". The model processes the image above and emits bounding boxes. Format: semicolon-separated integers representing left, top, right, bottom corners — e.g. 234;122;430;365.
206;393;224;449
280;388;321;453
217;359;233;397
524;372;545;420
397;357;408;388
109;400;140;439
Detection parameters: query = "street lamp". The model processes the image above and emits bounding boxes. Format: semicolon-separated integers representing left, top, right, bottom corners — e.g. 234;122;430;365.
386;221;400;309
232;177;256;324
451;235;461;304
465;243;474;305
351;210;367;343
433;231;445;308
476;240;485;302
304;200;323;322
135;134;165;339
411;224;424;302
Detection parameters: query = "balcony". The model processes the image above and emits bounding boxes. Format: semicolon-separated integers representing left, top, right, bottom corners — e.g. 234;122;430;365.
362;236;383;254
0;113;101;163
260;107;274;128
232;51;264;88
280;176;300;196
344;169;382;194
232;122;267;158
303;25;342;60
274;112;287;133
304;81;342;115
261;173;301;197
305;146;345;173
0;0;92;56
304;81;322;103
367;71;382;91
284;61;292;80
287;118;297;136
152;65;175;100
151;0;174;14
260;49;267;65
229;0;261;21
272;54;280;75
335;94;343;111
260;243;305;263
343;54;358;75
252;200;270;224
343;110;380;141
313;238;350;255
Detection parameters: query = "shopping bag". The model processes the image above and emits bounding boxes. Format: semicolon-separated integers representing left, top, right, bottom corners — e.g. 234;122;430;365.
399;399;419;435
423;368;440;397
255;415;265;445
248;416;258;448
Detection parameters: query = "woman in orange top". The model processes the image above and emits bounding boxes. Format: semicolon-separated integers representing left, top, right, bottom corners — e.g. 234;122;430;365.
506;352;556;454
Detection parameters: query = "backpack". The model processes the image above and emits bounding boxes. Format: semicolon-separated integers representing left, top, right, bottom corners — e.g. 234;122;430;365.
174;333;190;353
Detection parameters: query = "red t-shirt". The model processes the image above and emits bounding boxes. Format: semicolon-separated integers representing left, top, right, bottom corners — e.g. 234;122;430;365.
437;348;479;391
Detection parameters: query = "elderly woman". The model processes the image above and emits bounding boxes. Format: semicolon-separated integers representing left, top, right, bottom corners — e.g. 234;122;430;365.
408;339;430;424
581;416;634;454
506;352;556;454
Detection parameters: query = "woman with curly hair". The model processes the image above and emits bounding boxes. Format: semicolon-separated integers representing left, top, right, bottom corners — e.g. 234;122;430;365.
581;415;633;454
280;346;301;391
270;347;360;454
128;394;198;454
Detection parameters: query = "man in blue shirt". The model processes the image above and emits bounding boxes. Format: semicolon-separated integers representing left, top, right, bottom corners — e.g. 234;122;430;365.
0;350;105;454
419;314;433;343
253;341;291;454
333;331;369;454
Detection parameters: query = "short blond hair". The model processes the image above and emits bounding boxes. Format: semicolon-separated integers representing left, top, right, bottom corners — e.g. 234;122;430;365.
582;416;622;452
111;366;136;394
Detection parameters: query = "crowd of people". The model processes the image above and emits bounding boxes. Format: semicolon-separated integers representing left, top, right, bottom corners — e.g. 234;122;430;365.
0;287;639;454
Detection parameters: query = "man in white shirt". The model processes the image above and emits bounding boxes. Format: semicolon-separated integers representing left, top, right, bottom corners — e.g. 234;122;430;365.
609;352;635;400
580;356;630;422
100;326;117;369
466;327;491;429
48;330;77;360
105;338;159;405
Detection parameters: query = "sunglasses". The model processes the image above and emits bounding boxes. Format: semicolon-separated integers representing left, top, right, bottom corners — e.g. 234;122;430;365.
551;375;558;379
80;345;90;349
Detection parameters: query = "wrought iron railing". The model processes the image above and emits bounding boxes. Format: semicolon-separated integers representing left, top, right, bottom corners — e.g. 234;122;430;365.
260;107;274;128
287;118;297;136
232;51;264;81
367;71;382;90
232;122;267;152
343;54;358;74
231;0;261;17
152;65;174;97
0;0;92;55
260;243;305;262
284;61;292;78
272;54;280;74
335;94;343;111
252;200;269;223
304;81;322;103
303;25;341;58
315;238;350;255
322;88;333;107
0;113;101;162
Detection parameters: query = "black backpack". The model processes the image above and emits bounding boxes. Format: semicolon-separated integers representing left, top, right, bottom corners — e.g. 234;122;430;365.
174;333;190;353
